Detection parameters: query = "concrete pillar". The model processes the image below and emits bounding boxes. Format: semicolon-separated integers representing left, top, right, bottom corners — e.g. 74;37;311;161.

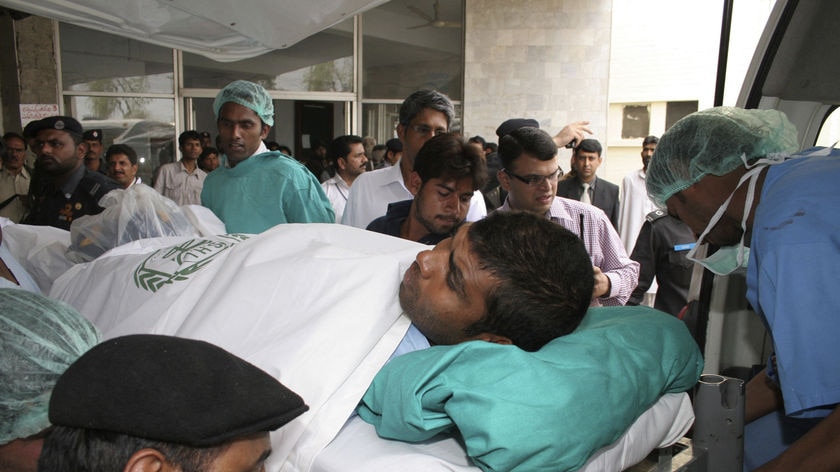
0;12;59;132
463;0;612;144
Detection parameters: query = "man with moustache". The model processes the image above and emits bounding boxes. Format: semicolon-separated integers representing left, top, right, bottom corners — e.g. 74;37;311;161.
367;133;486;245
201;80;334;233
341;89;486;228
0;132;32;222
321;135;368;222
396;210;593;352
556;138;620;229
81;129;106;174
105;144;141;189
494;126;638;306
23;117;120;230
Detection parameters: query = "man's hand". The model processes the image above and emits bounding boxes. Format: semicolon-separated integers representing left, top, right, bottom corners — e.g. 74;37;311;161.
553;121;593;149
592;266;610;299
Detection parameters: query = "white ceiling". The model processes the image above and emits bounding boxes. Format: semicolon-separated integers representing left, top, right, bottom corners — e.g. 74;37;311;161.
0;0;390;61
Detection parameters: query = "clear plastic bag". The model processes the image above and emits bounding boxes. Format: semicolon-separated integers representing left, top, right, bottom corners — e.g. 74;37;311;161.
67;184;198;262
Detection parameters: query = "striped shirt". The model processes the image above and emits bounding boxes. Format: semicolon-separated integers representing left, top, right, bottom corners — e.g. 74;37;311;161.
497;196;639;306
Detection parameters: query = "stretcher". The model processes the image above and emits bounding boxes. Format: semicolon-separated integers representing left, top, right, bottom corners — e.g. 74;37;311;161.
3;217;706;471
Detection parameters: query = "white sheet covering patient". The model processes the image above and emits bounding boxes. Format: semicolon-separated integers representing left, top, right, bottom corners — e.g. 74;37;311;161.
47;223;423;471
4;214;698;471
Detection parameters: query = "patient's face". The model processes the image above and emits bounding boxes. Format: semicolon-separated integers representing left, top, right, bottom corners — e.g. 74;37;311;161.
399;225;498;345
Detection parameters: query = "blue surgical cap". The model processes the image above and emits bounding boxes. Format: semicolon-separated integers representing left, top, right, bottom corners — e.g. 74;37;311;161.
213;80;275;127
0;289;100;444
646;106;798;207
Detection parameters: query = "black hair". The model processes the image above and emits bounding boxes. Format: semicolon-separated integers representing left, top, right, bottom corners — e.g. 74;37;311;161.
38;426;228;472
574;138;603;156
2;132;26;150
198;147;220;172
399;90;455;127
413;133;486;191
463;211;594;351
468;135;486;147
327;135;364;164
178;130;203;148
497;127;557;169
643;135;659;146
105;144;138;165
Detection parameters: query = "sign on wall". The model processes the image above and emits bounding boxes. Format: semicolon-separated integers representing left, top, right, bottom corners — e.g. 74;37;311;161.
20;104;60;126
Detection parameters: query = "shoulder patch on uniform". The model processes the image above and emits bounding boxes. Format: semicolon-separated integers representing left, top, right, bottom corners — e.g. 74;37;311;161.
645;209;667;223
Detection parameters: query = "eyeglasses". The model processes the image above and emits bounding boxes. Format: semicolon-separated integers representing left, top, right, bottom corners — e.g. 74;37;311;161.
409;124;447;137
503;167;563;186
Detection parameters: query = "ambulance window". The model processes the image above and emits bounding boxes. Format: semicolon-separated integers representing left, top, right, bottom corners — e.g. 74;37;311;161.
816;107;840;147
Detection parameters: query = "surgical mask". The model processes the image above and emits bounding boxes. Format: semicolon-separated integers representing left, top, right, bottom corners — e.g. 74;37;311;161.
687;152;788;276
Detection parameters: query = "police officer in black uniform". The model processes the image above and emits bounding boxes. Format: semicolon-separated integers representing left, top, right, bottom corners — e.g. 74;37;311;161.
627;208;697;317
82;128;107;174
23;116;120;231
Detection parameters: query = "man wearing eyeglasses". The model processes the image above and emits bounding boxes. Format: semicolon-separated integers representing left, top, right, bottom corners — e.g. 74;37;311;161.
495;126;638;306
341;90;486;228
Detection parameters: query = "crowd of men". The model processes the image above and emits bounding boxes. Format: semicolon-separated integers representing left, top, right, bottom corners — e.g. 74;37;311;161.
2;79;837;471
0;81;701;315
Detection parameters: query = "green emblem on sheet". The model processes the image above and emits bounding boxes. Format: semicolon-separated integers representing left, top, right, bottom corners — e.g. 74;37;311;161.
133;234;250;292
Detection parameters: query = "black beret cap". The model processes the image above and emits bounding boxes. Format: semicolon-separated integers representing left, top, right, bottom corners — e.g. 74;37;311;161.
495;118;540;138
23;116;84;139
385;138;402;152
82;129;102;142
49;334;308;447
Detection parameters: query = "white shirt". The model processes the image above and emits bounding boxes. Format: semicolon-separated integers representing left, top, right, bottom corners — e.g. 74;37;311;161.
341;163;487;228
618;169;657;253
153;161;206;206
321;174;352;223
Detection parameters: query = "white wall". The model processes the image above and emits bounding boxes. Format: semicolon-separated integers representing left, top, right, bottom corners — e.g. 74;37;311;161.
463;0;613;161
603;0;776;187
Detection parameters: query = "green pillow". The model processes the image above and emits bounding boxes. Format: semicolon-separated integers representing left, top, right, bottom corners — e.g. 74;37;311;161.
358;305;703;472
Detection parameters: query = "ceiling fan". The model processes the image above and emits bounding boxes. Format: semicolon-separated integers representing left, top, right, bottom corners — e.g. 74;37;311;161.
407;1;462;29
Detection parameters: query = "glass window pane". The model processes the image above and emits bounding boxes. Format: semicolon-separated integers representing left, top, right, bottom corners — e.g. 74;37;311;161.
362;103;400;144
816;106;840;147
621;105;650;139
60;23;174;94
183;23;354;91
665;101;699;131
67;96;176;185
362;1;464;100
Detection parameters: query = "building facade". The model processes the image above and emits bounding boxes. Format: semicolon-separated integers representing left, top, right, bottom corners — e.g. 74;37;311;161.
2;1;796;185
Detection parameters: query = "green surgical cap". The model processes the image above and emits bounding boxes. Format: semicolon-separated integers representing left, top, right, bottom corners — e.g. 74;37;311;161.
0;289;100;445
213;80;274;127
646;106;798;207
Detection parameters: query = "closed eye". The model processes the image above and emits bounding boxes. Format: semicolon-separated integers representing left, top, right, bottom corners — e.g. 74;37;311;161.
446;250;467;299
